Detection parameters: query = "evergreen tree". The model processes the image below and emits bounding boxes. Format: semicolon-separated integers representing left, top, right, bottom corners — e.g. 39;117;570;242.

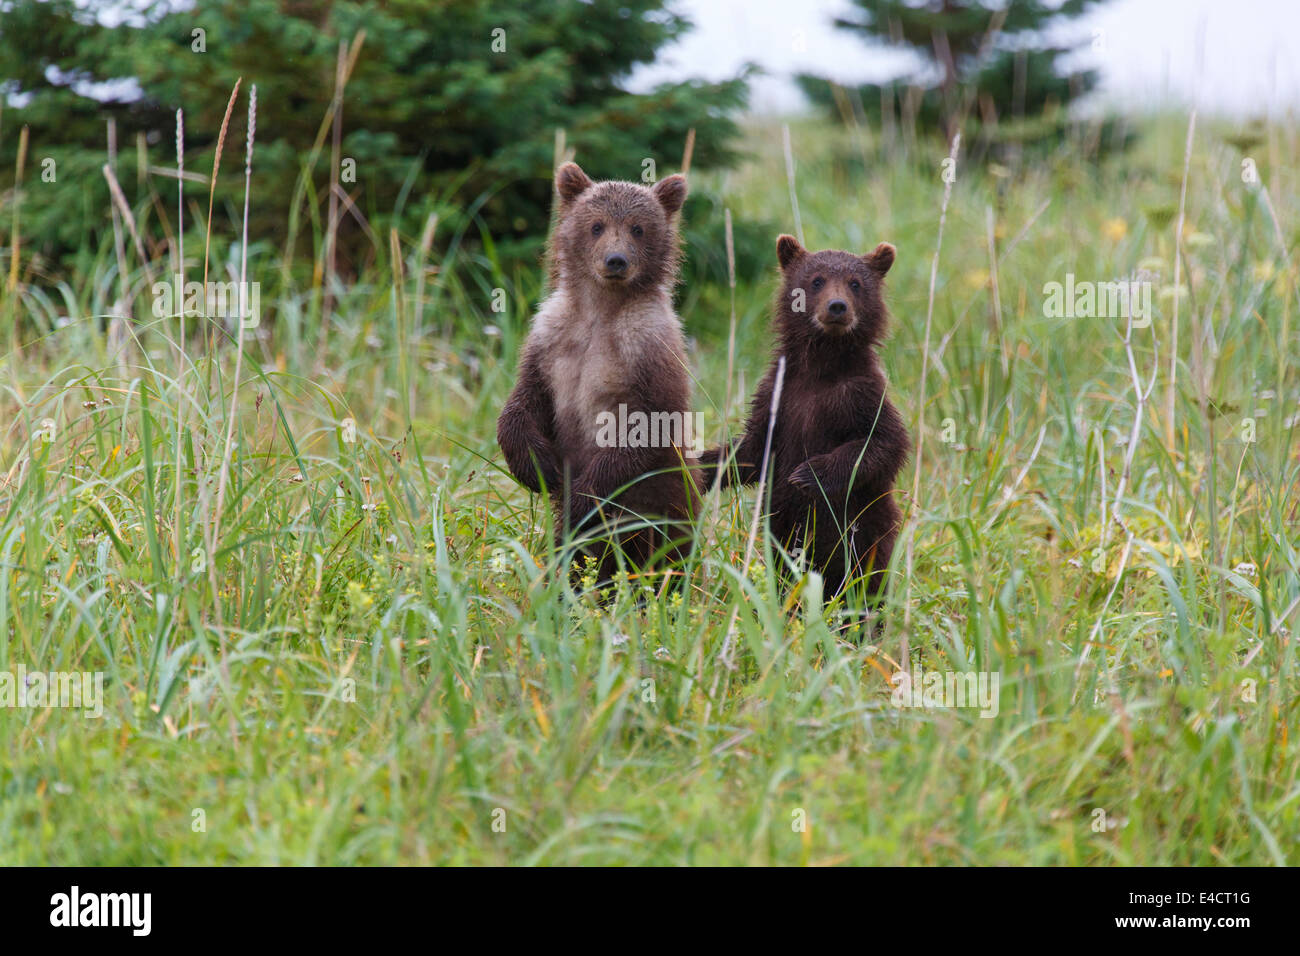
798;0;1112;152
0;0;750;273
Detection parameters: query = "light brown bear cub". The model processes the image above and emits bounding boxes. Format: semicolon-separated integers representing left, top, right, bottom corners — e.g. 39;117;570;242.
497;162;700;586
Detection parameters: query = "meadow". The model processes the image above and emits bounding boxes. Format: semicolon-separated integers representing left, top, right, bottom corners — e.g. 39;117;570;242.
1;110;1297;865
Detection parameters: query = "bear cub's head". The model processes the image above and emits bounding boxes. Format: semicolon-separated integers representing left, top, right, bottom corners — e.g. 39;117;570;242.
552;161;688;295
775;234;896;343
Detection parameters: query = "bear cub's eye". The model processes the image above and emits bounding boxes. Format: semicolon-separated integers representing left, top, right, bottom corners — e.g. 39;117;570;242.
849;279;861;291
811;277;825;291
631;225;644;238
591;223;604;237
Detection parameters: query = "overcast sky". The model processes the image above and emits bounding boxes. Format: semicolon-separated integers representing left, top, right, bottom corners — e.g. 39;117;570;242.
629;0;1300;117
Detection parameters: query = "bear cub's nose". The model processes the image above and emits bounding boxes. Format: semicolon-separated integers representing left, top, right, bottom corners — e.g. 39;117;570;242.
604;253;628;275
827;299;848;317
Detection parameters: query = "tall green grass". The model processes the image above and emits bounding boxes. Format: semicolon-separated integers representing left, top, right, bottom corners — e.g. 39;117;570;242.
1;112;1297;864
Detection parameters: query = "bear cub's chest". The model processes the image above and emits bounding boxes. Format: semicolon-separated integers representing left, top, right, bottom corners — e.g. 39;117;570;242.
778;374;869;454
538;299;680;450
547;332;623;427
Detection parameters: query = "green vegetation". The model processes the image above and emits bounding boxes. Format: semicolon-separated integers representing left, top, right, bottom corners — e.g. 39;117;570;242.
0;0;748;268
1;110;1297;864
798;0;1125;159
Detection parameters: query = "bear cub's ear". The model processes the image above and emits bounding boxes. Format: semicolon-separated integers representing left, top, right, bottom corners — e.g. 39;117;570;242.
864;241;896;275
556;162;594;203
776;234;806;270
653;174;688;217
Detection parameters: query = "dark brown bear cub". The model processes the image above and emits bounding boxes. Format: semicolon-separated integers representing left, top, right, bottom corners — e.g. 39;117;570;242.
497;162;700;587
703;234;908;603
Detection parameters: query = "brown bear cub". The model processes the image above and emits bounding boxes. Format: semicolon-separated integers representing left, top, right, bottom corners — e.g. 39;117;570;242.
497;162;701;587
702;234;908;604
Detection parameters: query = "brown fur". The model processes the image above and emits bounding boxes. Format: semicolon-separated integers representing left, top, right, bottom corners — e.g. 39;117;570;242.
702;235;909;603
497;162;700;586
